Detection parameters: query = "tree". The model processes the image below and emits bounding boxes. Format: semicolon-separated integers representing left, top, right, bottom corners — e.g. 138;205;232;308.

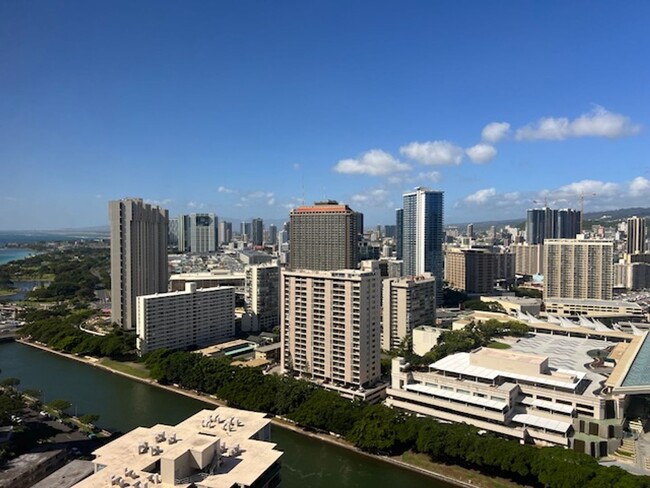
79;414;100;425
0;378;20;388
47;399;72;413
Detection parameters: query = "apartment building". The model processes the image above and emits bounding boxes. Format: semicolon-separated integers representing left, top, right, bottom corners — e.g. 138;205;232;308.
243;262;280;332
381;274;436;351
444;248;496;294
281;261;381;397
544;239;614;300
136;283;235;355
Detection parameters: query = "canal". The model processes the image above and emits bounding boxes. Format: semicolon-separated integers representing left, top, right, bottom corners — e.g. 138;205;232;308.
0;342;452;487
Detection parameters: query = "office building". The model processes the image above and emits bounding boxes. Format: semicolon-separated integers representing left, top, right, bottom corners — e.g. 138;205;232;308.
289;200;359;271
190;213;218;253
281;261;381;397
251;218;264;246
544;239;614;300
243;263;280;332
71;407;282;488
177;214;191;252
395;208;403;259
466;223;474;239
384;224;397;238
240;221;252;241
444;248;496;294
268;224;278;245
109;198;168;330
136;283;235;355
494;249;515;283
168;216;179;248
402;188;444;298
219;220;233;245
381;274;436;351
627;216;647;255
527;207;580;244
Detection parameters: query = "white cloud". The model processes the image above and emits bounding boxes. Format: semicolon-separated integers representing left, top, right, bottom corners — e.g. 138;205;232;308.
187;201;205;209
292;163;301;170
466;143;497;164
550;179;620;199
629;177;650;197
146;198;172;206
334;149;410;176
516;106;642;141
350;188;390;205
464;188;497;205
218;186;236;193
267;197;276;206
415;171;442;183
400;140;464;165
481;122;510;143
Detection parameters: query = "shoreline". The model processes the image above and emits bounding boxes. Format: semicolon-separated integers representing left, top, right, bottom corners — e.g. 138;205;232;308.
15;338;476;488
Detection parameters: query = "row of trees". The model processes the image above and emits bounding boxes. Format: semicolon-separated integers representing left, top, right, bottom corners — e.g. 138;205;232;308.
397;319;529;367
144;349;649;487
19;306;134;359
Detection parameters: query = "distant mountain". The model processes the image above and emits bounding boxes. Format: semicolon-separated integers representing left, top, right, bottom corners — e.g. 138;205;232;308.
449;207;650;231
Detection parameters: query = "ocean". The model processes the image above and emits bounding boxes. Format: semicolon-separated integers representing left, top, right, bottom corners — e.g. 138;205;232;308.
0;231;107;265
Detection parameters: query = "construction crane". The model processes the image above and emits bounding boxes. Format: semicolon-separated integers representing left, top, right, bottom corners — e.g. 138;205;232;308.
579;191;597;233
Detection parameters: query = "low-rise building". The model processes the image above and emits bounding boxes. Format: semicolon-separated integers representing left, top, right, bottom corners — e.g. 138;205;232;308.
412;325;445;356
387;338;626;456
70;407;282;488
544;298;645;320
169;272;245;292
136;284;235;355
480;295;541;316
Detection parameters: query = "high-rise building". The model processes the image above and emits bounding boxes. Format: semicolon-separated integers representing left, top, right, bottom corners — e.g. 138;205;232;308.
627;216;647;255
190;213;218;253
289;200;359;271
544;239;614;300
168;217;179;248
251;218;264;246
444;248;496;294
513;243;545;276
281;261;381;389
176;214;191;252
395;208;403;259
527;207;580;244
218;220;232;245
243;262;280;332
109;198;168;330
268;224;278;245
136;283;235;355
240;221;252;241
402;188;444;297
466;223;474;239
381;274;436;351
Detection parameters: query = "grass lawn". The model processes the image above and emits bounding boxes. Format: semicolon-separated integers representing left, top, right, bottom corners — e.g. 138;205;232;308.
100;358;151;379
487;341;511;350
401;451;523;488
0;288;18;296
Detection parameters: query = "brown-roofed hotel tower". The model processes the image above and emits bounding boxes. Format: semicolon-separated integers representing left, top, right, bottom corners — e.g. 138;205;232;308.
289;200;360;271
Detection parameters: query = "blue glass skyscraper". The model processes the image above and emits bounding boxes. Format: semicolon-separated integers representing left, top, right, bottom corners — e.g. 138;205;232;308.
402;187;444;297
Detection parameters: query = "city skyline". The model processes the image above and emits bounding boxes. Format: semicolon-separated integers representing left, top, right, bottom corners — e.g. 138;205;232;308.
2;2;649;230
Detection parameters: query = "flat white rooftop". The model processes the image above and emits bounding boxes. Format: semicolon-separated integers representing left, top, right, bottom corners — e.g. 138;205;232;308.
71;407;282;488
431;351;585;391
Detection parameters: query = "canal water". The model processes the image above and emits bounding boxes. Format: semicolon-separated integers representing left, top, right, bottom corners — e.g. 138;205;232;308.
0;341;451;487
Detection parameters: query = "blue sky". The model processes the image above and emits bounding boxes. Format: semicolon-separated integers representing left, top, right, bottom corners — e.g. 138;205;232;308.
1;1;649;230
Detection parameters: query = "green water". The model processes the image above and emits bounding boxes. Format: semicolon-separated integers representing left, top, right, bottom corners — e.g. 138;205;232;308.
0;342;451;487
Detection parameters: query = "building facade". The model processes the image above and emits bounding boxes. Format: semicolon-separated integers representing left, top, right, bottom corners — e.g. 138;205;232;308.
136;283;235;355
218;220;233;245
289;200;360;271
627;216;647;255
190;213;218;253
243;263;280;332
402;188;444;297
527;207;581;244
513;243;544;276
444;248;496;294
251;218;264;246
281;261;381;391
544;239;614;300
109;198;168;330
381;274;436;351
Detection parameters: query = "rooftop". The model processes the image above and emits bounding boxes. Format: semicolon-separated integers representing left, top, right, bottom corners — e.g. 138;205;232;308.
71;407;282;488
